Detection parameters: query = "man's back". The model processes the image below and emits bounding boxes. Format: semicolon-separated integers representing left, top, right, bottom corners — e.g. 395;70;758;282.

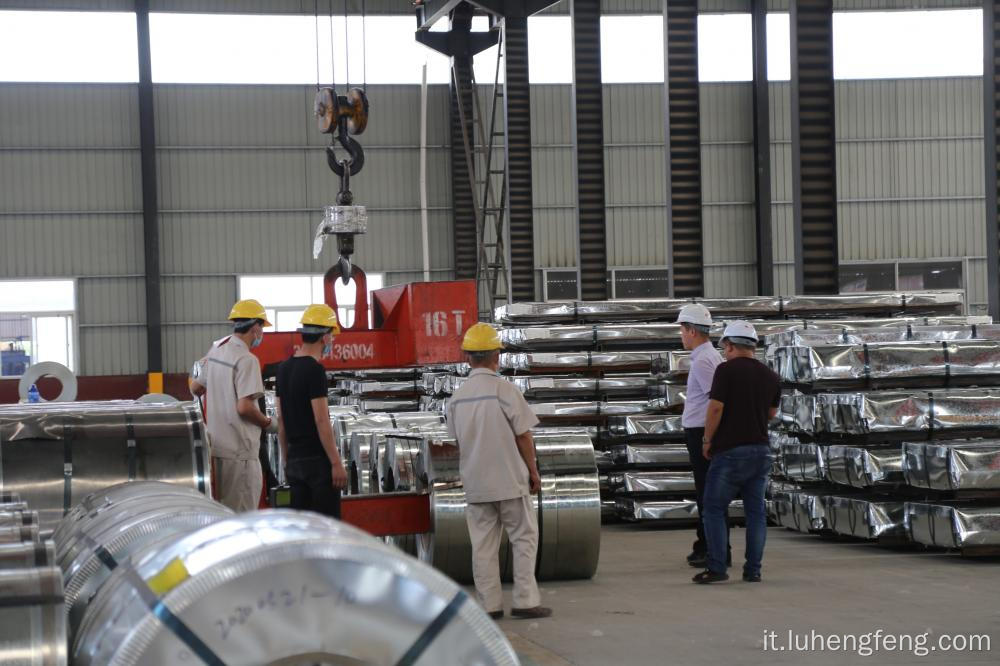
276;355;328;461
709;357;780;454
446;369;539;503
202;335;263;460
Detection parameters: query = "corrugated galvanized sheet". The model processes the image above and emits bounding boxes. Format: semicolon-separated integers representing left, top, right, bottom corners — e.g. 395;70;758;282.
78;326;146;376
0;214;143;277
164;323;229;376
77;277;144;326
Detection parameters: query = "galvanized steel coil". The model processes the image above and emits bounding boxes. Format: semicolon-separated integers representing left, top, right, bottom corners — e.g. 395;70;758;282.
0;566;66;666
72;511;519;666
54;481;233;643
0;401;211;529
0;540;55;570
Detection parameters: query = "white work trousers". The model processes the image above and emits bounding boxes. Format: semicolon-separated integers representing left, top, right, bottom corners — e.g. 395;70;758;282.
213;457;262;512
465;495;541;612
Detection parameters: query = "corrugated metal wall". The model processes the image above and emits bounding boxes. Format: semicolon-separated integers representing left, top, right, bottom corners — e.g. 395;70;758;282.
0;75;991;373
0;84;146;376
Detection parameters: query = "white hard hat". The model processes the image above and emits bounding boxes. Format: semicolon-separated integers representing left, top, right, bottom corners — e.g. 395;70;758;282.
676;303;712;328
720;320;758;344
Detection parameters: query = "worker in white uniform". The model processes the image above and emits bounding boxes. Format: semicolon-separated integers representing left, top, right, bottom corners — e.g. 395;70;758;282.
446;323;552;621
190;299;277;512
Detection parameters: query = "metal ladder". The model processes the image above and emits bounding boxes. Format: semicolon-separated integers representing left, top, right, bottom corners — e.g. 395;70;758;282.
452;29;510;321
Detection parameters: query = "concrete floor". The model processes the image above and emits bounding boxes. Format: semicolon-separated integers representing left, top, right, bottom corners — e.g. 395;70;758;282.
485;524;1000;666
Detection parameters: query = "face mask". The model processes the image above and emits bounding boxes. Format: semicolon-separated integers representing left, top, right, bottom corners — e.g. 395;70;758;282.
250;330;263;349
322;343;332;357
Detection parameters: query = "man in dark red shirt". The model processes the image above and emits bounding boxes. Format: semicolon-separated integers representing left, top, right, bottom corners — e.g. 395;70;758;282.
693;321;779;584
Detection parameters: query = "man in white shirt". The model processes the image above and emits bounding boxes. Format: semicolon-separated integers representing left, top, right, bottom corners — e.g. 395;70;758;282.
190;299;277;512
446;323;552;621
677;303;729;568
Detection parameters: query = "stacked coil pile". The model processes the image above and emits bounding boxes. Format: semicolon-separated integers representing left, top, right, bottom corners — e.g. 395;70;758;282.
0;490;65;666
767;323;1000;555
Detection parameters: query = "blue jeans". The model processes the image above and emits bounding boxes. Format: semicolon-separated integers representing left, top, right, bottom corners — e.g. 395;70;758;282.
703;445;772;575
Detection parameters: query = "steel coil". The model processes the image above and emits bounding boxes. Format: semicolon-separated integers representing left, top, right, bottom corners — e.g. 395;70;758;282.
0;401;211;529
0;509;37;527
54;482;232;643
0;491;21;503
0;540;55;569
418;434;601;583
0;524;39;543
0;566;66;665
72;511;518;666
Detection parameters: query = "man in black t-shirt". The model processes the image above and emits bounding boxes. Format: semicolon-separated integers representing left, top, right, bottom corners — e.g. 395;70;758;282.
693;321;780;585
275;304;347;518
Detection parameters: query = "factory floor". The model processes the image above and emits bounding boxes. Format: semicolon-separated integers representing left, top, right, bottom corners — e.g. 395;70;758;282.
489;524;1000;666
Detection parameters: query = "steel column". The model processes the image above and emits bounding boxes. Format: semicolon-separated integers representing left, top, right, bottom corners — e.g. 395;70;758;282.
503;15;536;302
984;0;1000;318
135;0;162;373
751;0;773;296
790;0;838;295
571;0;608;301
449;6;478;281
662;0;703;297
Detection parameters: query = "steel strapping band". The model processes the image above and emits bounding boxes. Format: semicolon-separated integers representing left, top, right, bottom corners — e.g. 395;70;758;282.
394;590;469;666
126;412;137;482
123;567;225;666
183;406;208;495
941;341;951;387
63;421;73;515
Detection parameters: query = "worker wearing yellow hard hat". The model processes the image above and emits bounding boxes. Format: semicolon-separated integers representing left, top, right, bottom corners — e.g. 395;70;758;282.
446;322;552;620
189;299;275;513
274;304;347;518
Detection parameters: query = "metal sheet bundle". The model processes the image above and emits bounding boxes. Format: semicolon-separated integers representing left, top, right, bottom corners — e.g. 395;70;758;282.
0;565;66;666
778;388;1000;437
338;397;422;412
606;415;685;440
530;400;650;425
512;375;658;400
651;349;765;380
337;379;424;398
331;412;446;440
905;502;1000;548
617;471;696;495
417;433;601;583
778;440;827;482
495;291;965;325
616;498;745;522
771;491;826;533
824;445;903;488
53;481;233;644
610;444;690;467
770;340;1000;390
901;440;1000;490
763;322;998;349
822;496;907;540
0;400;211;529
71;511;520;666
500;351;658;374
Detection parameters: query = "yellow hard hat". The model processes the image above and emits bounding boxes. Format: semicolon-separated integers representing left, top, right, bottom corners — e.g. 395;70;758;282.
300;304;342;335
228;299;272;327
461;322;503;352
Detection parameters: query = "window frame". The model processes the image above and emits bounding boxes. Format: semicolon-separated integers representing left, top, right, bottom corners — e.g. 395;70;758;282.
0;277;78;378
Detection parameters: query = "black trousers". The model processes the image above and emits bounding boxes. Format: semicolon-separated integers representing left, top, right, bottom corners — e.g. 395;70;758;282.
685;427;730;554
286;456;341;519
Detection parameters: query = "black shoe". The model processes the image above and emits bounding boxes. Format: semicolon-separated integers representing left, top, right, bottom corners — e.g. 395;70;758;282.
688;552;732;568
692;569;729;584
511;606;552;619
686;550;705;563
488;610;504;620
742;572;761;583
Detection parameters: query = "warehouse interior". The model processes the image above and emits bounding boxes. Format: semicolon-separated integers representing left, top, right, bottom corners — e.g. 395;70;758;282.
1;0;999;664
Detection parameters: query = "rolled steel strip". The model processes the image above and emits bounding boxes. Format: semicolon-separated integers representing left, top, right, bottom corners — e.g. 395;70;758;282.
72;511;518;666
0;524;39;543
0;540;55;570
0;565;67;666
55;483;232;643
0;509;37;527
0;401;212;530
